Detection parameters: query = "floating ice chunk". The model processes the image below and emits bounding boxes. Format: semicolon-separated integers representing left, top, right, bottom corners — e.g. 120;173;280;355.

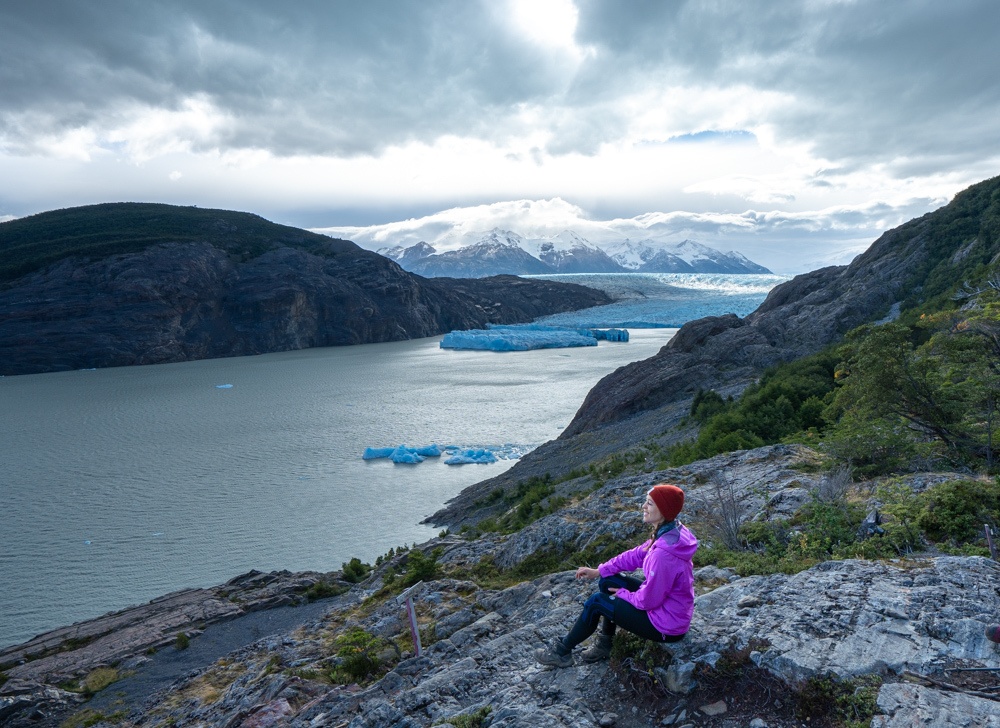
440;324;630;351
490;443;534;460
216;384;233;389
440;325;597;352
445;448;498;465
84;540;91;545
364;443;529;464
364;444;443;462
413;444;443;457
391;447;425;464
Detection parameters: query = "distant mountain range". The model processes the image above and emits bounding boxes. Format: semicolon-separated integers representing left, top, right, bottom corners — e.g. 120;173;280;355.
378;229;772;277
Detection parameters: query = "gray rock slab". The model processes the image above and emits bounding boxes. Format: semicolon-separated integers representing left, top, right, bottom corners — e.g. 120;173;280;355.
871;682;1000;727
685;556;1000;683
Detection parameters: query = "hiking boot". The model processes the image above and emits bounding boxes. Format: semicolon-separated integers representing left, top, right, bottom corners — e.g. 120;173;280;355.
535;640;573;668
580;634;613;663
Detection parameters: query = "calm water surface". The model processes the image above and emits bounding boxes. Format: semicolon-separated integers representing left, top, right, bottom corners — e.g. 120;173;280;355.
0;330;675;648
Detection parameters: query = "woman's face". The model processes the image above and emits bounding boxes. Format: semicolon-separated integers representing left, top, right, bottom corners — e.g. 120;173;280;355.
642;494;663;525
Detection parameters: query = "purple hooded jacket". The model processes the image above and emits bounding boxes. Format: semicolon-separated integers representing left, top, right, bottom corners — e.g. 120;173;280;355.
597;523;699;636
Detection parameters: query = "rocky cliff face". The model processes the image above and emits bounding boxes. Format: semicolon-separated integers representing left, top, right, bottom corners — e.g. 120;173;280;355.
0;234;609;376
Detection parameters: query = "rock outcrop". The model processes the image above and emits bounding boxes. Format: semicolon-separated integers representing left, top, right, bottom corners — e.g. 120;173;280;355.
5;446;999;728
0;570;338;688
0;204;610;376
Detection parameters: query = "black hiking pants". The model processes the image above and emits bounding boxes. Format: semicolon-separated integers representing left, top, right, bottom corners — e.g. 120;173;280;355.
562;573;685;651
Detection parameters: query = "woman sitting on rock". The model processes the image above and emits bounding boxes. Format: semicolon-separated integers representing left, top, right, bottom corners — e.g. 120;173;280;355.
535;483;698;667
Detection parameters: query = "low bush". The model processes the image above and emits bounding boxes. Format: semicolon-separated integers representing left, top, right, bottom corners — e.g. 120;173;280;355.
80;666;120;695
608;631;670;673
795;673;881;727
342;557;372;584
303;579;348;602
695;476;999;576
668;352;840;467
329;628;397;685
399;547;442;587
60;708;126;728
916;478;1000;544
435;706;492;728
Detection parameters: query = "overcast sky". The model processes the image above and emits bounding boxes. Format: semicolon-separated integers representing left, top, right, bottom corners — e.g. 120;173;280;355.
3;1;999;273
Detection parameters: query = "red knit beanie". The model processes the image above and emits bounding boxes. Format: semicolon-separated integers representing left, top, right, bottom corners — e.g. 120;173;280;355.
649;484;684;522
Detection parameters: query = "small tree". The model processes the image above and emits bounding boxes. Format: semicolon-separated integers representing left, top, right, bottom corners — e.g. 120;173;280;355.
703;471;746;550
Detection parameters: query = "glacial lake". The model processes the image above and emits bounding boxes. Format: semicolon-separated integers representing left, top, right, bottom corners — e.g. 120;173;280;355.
0;330;678;648
0;272;785;649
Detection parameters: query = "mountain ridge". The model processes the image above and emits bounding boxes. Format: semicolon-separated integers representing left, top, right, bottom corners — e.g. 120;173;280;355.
379;228;772;276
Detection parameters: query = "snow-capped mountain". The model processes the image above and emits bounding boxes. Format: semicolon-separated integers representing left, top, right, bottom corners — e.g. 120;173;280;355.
407;229;553;277
380;229;771;277
524;231;623;273
606;239;772;274
378;241;437;268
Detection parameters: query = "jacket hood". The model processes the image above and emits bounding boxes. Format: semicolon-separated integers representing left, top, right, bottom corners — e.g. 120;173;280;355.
653;522;698;561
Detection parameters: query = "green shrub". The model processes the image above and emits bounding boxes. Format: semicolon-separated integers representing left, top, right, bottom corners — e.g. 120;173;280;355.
608;631;670;672
342;557;372;583
60;708;124;728
400;547;442;586
329;628;396;684
821;410;925;476
739;520;788;556
916;478;1000;544
303;579;348;602
175;632;190;650
695;476;1000;575
690;388;727;423
795;673;881;727
80;666;120;695
667;350;840;467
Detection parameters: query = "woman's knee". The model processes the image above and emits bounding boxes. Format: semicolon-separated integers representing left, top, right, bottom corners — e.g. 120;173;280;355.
583;592;616;620
598;574;626;594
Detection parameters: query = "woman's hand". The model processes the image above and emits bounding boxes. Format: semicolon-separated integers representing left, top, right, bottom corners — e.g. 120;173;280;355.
575;566;600;580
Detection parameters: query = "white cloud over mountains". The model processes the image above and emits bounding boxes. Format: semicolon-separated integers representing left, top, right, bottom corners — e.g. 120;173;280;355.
1;0;999;272
317;195;932;274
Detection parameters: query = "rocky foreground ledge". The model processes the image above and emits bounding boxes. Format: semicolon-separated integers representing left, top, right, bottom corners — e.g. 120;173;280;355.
4;446;1000;727
0;569;343;723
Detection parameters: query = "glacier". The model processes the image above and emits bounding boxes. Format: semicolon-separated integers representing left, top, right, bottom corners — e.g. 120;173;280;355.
439;324;628;351
527;272;788;328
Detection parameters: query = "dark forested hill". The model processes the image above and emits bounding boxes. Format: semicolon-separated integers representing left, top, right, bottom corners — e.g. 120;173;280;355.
0;203;610;375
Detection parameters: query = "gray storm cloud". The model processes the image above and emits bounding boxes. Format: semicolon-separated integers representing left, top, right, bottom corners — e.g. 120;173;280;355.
0;1;561;156
3;0;999;172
